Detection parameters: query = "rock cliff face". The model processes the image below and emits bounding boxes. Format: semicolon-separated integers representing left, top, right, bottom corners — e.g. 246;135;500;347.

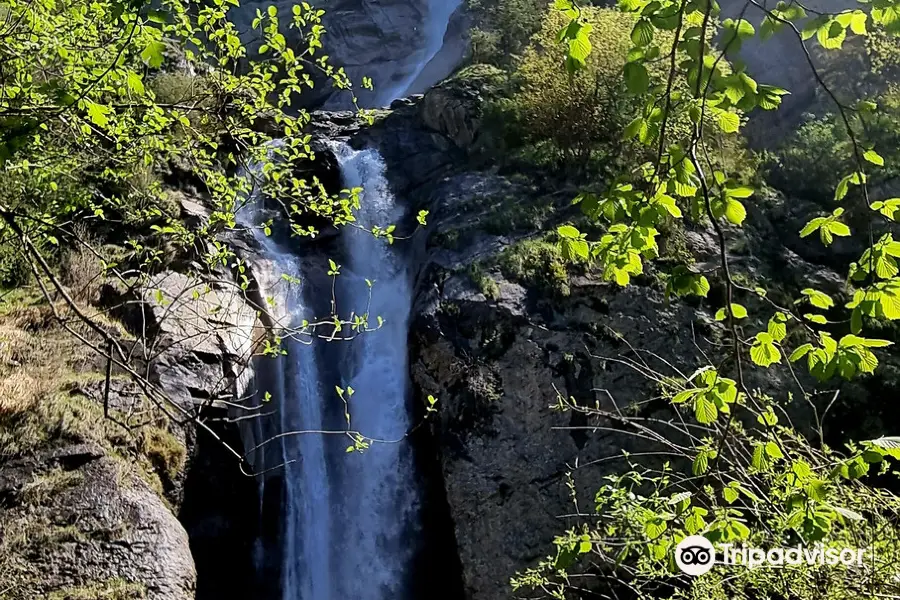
0;445;196;600
232;0;468;107
372;75;898;599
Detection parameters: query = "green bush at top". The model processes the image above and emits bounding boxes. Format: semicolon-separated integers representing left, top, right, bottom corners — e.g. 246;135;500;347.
771;88;900;200
467;0;546;67
513;7;645;172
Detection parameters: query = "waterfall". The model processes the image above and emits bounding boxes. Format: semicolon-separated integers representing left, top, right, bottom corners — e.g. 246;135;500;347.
377;0;464;105
241;142;420;600
237;162;335;600
240;1;460;595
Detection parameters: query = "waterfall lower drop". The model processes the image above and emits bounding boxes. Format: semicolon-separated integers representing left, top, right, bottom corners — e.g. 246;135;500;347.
330;143;419;600
238;164;335;600
242;142;420;600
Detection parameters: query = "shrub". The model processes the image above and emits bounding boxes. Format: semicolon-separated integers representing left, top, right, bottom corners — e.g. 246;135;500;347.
513;7;664;172
768;115;852;198
770;93;900;200
149;72;213;106
466;0;546;66
467;263;501;300
0;238;33;288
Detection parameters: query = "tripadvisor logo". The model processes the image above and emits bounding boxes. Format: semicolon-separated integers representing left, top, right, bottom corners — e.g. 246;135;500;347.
675;535;716;576
674;535;869;576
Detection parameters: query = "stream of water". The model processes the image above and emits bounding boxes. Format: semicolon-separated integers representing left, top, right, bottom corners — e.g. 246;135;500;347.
242;143;419;600
241;3;458;598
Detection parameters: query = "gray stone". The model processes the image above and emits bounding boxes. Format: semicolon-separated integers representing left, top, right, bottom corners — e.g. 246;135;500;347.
0;447;195;600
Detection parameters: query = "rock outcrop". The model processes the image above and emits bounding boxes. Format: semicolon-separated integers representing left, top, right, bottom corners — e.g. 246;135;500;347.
0;445;196;600
232;0;468;107
382;76;895;600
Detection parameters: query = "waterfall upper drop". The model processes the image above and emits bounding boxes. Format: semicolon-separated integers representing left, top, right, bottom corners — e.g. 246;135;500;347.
240;142;421;600
375;0;464;106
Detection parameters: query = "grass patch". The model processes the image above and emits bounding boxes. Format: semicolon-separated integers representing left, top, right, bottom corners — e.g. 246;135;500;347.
20;468;86;505
0;295;182;488
47;579;147;600
499;238;570;297
467;263;501;300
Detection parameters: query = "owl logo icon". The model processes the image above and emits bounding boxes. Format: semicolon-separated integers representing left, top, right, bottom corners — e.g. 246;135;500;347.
675;535;715;576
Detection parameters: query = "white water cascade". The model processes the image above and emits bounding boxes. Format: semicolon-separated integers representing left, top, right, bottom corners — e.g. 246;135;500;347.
329;143;420;600
240;3;459;597
237;157;336;600
241;141;421;600
377;0;464;105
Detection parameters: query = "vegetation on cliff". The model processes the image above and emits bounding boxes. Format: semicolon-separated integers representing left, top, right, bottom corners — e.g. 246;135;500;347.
494;1;900;599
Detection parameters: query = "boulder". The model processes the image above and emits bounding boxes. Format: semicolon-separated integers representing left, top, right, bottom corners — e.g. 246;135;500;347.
0;445;196;600
126;270;260;408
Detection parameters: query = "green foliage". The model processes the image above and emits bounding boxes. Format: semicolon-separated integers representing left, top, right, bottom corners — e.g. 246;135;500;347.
0;239;33;287
467;262;501;300
513;7;650;170
513;1;900;599
0;0;363;293
466;0;546;66
499;238;570;296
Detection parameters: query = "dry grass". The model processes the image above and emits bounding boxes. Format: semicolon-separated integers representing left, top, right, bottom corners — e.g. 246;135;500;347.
0;515;86;598
20;467;85;505
0;292;182;484
60;237;106;305
47;579;147;600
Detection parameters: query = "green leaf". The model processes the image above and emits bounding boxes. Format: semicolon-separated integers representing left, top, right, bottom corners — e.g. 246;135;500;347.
723;486;739;504
757;407;778;426
817;19;846;49
802;289;834;309
751;333;782;367
717;111;741;133
828;221;851;237
672;389;699;404
800;217;825;238
126;72;145;95
655;194;682;218
569;27;593;63
631;18;654;46
644;517;667;539
695;396;718;424
864;149;885;166
850;11;868;35
624;62;650;94
727;186;754;199
751;444;771;470
84;101;111;127
692;451;710;475
765;441;785;460
724;199;746;225
141;40;166;68
835;173;855;201
558;225;581;239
